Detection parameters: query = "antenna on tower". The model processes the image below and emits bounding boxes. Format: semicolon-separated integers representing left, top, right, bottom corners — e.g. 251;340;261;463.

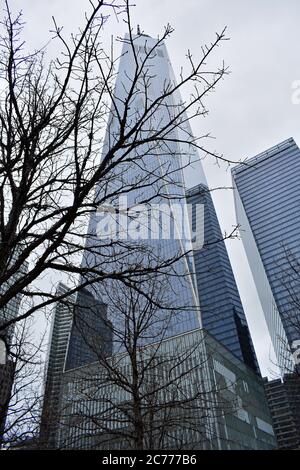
137;24;141;35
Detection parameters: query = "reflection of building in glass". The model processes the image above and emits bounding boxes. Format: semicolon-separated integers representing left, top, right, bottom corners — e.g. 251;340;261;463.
40;284;112;449
232;138;300;372
65;288;112;371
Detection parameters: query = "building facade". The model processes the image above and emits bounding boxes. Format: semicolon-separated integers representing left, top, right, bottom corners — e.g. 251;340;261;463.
39;284;74;448
232;138;300;372
40;284;112;448
80;32;202;344
81;33;260;372
264;373;300;449
51;33;275;450
0;361;15;445
58;329;276;450
187;184;259;373
64;289;112;371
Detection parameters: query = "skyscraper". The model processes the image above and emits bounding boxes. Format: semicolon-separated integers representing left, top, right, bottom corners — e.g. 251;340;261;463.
40;284;74;448
187;183;259;373
40;284;112;448
264;373;300;449
81;33;260;364
81;32;202;344
232;138;300;372
0;253;28;346
53;33;278;451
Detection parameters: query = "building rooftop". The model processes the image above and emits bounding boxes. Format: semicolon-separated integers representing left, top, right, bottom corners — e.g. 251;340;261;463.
232;137;297;176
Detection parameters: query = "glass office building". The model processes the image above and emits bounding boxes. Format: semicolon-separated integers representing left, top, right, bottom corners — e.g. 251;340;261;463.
81;33;260;370
51;33;277;451
0;252;28;345
40;284;111;448
81;33;202;344
64;289;112;371
187;184;259;373
232;138;300;372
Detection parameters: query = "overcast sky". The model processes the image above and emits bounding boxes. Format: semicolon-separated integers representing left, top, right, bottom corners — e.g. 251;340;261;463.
8;0;300;377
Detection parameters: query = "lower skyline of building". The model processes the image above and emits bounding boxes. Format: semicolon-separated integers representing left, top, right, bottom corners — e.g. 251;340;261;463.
58;328;276;450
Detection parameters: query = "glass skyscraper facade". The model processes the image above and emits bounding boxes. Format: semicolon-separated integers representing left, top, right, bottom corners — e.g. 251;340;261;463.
80;33;260;370
81;33;202;344
0;253;28;345
52;33;277;451
65;289;112;371
187;184;259;373
232;138;300;372
40;284;111;448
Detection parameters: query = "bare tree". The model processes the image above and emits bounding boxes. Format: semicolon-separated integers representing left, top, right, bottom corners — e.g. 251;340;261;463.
53;278;244;451
274;246;300;374
0;0;231;336
0;317;44;449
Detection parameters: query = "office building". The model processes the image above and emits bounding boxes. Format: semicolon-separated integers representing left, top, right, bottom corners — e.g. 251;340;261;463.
52;32;277;450
0;361;15;445
264;373;300;449
187;184;259;373
232;138;300;372
58;329;276;450
0;253;27;444
40;284;112;448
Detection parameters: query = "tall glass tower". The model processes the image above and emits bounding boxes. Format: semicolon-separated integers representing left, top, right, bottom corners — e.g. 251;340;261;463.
187;184;259;373
232;138;300;372
55;33;277;451
40;284;112;448
81;33;202;345
81;33;259;372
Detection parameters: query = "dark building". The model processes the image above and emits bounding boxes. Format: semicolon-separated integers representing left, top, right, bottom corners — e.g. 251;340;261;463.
0;361;15;445
264;373;300;449
40;284;112;449
65;288;112;370
186;184;259;373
